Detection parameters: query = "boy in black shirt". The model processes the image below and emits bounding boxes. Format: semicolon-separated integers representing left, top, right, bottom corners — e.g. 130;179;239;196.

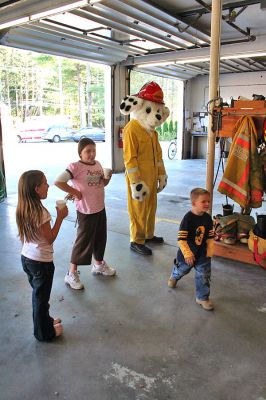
168;188;215;310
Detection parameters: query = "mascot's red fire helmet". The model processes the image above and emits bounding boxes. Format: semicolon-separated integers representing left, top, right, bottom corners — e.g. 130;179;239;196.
134;81;164;104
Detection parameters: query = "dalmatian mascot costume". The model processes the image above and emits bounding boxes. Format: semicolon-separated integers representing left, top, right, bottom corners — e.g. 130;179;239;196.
120;82;170;255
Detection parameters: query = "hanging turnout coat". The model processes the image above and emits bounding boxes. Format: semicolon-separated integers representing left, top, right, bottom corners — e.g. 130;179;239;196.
218;115;263;208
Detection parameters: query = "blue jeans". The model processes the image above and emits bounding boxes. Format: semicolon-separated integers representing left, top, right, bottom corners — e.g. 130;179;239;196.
21;255;56;341
170;255;211;301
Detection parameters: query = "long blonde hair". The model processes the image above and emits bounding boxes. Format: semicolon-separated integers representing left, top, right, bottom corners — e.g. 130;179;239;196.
16;170;46;242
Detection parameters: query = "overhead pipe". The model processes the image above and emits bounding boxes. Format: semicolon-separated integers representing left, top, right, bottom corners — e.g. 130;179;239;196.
179;1;261;17
220;37;255;46
206;0;222;212
195;0;256;41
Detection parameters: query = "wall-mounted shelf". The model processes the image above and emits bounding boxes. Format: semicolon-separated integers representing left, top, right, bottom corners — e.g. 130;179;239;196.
215;100;266;137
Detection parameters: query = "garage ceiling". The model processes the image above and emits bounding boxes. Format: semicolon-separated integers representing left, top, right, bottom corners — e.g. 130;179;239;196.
0;0;266;80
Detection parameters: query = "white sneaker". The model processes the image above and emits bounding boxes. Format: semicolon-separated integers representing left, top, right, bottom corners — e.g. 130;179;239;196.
91;261;116;276
64;271;84;290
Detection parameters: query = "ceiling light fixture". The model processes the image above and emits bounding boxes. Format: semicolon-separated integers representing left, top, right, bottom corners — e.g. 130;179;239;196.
136;61;176;68
175;57;210;64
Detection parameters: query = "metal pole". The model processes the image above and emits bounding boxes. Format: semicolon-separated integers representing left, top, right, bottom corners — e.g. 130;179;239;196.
206;0;222;211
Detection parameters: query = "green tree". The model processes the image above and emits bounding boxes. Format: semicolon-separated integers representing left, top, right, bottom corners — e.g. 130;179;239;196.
0;47;106;129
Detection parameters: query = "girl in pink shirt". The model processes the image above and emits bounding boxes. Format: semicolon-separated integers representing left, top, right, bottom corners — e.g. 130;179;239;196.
55;138;116;290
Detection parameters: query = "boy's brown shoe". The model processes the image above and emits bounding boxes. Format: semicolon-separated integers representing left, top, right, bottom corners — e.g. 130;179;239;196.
196;298;214;311
168;277;177;288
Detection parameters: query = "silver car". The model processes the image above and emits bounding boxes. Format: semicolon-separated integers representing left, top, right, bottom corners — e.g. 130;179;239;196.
42;125;75;143
72;127;105;143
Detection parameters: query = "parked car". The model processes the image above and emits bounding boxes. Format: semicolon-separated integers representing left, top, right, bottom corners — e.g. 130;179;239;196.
16;115;72;143
71;127;105;143
17;128;44;143
42;125;75;142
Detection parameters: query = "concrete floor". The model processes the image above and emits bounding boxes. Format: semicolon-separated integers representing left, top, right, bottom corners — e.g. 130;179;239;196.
1;159;266;400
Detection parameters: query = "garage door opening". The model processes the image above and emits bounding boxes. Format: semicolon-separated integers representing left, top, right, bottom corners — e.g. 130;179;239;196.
0;47;112;199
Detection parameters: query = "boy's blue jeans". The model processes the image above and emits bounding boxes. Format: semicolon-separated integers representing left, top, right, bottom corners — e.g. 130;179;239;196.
170;255;211;301
21;255;56;341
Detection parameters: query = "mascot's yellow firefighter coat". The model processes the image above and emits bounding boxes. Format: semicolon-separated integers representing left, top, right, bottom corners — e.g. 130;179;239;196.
123;119;166;243
120;82;170;246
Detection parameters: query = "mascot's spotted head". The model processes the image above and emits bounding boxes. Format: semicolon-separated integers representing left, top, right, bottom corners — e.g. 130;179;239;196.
120;81;170;132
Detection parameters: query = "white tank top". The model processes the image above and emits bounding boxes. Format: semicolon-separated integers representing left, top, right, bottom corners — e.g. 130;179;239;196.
21;208;54;262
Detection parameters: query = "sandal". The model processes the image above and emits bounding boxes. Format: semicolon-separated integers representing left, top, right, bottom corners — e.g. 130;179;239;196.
53;318;62;325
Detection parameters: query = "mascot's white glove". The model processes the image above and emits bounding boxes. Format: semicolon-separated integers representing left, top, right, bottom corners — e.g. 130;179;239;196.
157;175;168;193
130;181;150;202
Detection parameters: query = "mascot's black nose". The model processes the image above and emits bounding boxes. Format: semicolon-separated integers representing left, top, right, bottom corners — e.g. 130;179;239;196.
156;114;162;121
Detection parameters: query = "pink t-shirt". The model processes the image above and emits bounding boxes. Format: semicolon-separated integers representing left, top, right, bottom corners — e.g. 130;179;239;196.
67;160;105;214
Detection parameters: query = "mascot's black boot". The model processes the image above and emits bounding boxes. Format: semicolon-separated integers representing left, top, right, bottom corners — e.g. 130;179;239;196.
130;242;152;255
146;236;164;244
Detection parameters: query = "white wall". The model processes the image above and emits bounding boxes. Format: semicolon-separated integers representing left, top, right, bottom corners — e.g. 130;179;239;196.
187;71;266;158
190;71;266;112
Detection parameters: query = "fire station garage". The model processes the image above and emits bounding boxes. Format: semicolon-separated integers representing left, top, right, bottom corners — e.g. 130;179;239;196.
0;1;266;400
